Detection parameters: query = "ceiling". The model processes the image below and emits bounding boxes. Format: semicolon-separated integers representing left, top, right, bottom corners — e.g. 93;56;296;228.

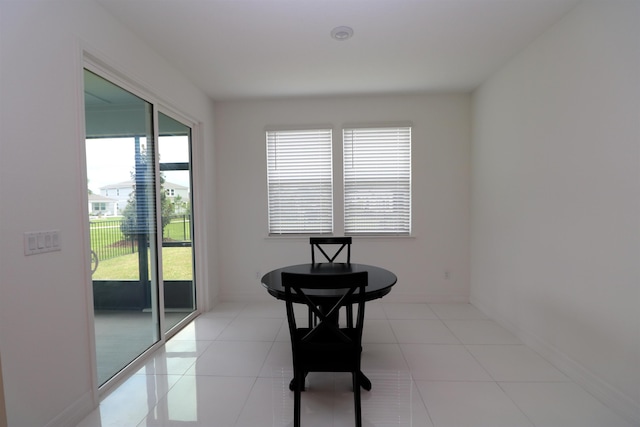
96;0;581;101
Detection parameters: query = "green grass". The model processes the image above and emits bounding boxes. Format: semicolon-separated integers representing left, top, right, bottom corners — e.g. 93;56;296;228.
161;247;193;280
92;247;193;280
163;217;191;241
89;218;130;261
90;216;191;262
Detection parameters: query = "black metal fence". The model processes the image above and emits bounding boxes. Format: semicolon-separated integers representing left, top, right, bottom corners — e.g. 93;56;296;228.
163;214;191;242
90;219;136;262
90;215;191;263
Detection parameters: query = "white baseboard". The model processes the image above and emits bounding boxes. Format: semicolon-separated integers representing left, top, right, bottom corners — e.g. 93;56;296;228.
46;391;95;427
219;291;278;302
470;294;640;426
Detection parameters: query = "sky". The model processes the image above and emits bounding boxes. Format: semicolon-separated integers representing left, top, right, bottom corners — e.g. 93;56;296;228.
86;136;190;194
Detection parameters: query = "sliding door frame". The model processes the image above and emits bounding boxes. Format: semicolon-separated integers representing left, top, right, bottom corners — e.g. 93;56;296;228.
156;108;200;336
80;53;205;398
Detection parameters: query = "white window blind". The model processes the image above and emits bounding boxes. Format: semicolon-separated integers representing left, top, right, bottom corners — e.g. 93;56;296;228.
266;129;333;234
343;127;411;235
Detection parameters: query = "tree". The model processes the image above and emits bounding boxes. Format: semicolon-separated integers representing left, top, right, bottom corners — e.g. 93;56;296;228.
120;174;174;240
120;146;173;242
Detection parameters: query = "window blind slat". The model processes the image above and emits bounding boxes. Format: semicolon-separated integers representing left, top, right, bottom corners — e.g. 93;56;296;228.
343;127;411;235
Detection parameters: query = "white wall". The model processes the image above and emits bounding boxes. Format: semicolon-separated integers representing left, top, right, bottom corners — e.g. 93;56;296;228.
214;94;471;303
471;0;640;423
0;1;217;426
0;352;6;427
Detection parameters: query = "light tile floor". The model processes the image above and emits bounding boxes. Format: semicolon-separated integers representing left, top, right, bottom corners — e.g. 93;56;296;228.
77;301;634;427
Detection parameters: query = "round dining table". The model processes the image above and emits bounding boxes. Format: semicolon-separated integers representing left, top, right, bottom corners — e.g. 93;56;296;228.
261;262;397;303
261;262;397;391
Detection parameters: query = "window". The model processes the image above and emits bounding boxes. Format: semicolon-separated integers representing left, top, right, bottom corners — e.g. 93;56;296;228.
266;129;333;234
343;126;411;235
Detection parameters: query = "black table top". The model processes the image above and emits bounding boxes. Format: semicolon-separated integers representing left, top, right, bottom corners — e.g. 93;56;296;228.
261;263;397;303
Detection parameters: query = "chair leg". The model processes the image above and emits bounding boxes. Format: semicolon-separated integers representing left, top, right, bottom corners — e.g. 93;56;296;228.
294;370;304;427
294;389;301;427
353;372;362;427
346;305;353;328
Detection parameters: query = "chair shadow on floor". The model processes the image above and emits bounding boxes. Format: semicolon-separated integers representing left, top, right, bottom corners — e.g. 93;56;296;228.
268;368;414;427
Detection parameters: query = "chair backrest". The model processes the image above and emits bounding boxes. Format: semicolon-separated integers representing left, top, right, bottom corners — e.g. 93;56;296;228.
282;271;367;355
310;237;352;264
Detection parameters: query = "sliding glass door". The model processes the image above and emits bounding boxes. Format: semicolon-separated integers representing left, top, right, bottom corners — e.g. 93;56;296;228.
84;69;197;386
158;112;196;333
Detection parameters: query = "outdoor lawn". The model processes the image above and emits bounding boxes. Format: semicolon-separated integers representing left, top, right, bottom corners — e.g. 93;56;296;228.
92;247;193;280
90;216;192;280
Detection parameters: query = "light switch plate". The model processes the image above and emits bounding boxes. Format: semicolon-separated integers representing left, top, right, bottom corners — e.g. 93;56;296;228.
24;230;61;255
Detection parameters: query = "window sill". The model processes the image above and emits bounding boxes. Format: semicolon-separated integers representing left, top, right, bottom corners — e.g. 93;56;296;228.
264;234;415;240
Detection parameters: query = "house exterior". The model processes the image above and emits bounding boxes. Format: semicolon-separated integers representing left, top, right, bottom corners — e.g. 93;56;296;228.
99;180;189;214
163;181;189;208
99;180;133;210
88;193;118;217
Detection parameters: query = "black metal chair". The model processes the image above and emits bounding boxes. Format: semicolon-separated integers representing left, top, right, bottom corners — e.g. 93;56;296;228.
310;236;352;264
282;271;368;427
309;237;353;326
